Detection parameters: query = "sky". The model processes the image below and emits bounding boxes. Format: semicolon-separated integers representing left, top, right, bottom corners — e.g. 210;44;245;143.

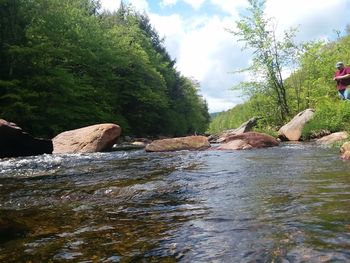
100;0;350;113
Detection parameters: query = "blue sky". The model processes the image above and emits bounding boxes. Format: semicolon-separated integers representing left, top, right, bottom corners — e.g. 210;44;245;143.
100;0;350;113
146;0;234;17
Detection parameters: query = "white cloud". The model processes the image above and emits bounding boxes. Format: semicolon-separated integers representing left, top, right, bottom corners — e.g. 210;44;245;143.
182;0;206;10
127;0;150;12
100;0;121;12
99;0;350;113
150;14;184;58
205;95;243;113
160;0;178;8
160;0;205;10
99;0;149;12
265;0;350;41
150;13;250;112
210;0;248;16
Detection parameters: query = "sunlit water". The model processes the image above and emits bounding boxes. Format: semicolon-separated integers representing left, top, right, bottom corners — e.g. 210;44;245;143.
0;143;350;262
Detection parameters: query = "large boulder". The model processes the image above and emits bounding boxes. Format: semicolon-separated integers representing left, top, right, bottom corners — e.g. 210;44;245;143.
278;109;315;141
145;136;210;152
316;132;348;145
340;141;350;160
217;132;279;150
53;123;121;154
0;119;53;158
209;117;259;143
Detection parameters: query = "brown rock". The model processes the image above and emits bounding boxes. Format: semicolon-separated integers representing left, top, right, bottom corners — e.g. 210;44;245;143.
340;142;350;160
217;139;253;150
316;132;348;145
217;132;279;150
0;119;53;158
53;123;121;154
340;141;350;154
278;109;315;141
145;136;210;152
341;151;350;160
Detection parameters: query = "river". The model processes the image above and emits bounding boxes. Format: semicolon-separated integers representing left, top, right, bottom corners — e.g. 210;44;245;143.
0;143;349;262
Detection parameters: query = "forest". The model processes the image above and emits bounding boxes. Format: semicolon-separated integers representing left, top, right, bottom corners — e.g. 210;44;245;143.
209;0;350;140
0;0;210;138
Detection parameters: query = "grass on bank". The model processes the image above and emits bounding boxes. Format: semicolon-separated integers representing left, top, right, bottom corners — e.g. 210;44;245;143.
209;97;350;142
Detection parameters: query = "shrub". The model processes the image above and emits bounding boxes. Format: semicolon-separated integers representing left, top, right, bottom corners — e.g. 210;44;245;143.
302;98;350;140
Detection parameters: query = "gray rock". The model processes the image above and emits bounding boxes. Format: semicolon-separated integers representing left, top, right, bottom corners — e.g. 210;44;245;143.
0;119;53;158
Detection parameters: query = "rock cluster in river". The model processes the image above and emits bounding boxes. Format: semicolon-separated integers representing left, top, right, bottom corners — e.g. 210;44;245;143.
2;107;350;160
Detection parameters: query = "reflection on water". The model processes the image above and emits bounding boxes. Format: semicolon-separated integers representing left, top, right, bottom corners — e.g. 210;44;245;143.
0;143;350;262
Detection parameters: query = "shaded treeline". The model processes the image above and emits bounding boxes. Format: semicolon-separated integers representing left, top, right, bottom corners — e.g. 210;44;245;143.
0;0;210;138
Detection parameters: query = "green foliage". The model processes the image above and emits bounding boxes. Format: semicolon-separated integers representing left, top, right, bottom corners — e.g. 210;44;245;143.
229;0;299;122
0;0;209;137
302;98;350;140
208;93;282;134
212;2;350;138
208;102;255;133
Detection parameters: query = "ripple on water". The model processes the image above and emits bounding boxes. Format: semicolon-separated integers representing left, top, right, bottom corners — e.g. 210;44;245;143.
0;151;143;178
0;145;349;262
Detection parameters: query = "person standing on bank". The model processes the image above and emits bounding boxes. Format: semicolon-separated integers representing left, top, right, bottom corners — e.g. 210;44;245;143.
334;61;350;100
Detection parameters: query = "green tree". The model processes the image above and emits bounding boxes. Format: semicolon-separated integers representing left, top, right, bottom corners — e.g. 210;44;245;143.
229;0;299;123
0;0;210;137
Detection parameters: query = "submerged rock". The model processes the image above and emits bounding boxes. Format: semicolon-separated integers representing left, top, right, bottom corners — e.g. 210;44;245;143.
217;132;279;150
145;136;210;152
278;109;315;141
0;119;53;158
53;123;121;154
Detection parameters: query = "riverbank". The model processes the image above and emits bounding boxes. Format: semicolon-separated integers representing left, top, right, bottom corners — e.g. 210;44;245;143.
1;106;350;160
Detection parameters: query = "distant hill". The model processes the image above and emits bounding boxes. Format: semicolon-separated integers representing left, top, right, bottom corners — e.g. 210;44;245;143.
210;112;221;119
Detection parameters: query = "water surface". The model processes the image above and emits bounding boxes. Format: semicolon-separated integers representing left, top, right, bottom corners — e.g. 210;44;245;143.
0;143;350;262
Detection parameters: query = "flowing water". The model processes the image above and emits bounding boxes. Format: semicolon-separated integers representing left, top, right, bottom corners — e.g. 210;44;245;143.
0;143;350;262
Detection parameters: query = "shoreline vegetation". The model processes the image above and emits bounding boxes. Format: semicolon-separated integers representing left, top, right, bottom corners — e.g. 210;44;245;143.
1;108;350;160
209;0;350;141
1;0;350;158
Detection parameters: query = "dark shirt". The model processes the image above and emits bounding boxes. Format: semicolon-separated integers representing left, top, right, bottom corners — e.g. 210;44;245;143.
335;67;350;90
